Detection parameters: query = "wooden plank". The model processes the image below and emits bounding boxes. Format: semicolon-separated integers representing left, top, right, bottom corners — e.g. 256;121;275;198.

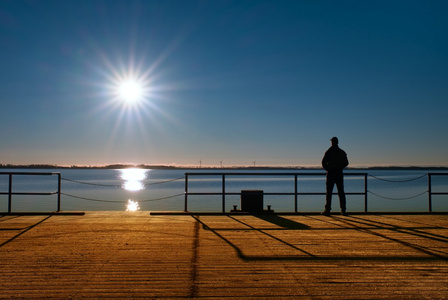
0;213;447;299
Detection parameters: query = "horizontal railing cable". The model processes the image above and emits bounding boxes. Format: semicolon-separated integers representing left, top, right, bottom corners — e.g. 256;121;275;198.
145;176;185;186
368;190;428;201
61;178;121;187
367;173;430;201
61;192;184;203
60;175;185;207
368;174;427;182
139;193;184;202
58;173;443;211
61;176;185;187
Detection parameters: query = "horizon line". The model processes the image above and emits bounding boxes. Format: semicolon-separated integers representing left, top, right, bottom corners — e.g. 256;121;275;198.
1;163;448;170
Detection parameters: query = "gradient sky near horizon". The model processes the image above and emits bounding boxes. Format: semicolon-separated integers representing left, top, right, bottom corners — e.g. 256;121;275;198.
1;0;447;167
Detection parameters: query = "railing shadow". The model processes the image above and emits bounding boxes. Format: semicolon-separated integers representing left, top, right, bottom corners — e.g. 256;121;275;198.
192;214;316;260
193;215;448;262
333;215;448;260
0;215;52;248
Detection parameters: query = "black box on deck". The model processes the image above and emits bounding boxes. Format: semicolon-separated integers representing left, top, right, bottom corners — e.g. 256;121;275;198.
241;190;264;212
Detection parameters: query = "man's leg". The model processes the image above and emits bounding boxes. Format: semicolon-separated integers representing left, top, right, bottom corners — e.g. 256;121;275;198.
325;174;335;213
335;174;346;213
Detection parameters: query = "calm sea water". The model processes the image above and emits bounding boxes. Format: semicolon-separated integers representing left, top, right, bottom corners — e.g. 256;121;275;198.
1;169;447;213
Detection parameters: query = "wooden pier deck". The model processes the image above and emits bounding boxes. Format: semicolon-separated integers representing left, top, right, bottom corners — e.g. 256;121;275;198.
1;212;447;299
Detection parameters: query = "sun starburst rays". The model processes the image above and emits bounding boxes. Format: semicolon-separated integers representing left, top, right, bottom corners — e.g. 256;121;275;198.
96;58;178;161
80;36;190;165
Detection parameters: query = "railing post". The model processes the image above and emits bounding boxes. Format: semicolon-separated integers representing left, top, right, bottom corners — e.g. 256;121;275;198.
184;174;189;212
428;173;432;213
8;174;12;213
294;175;298;213
222;174;226;213
364;174;368;213
57;173;61;212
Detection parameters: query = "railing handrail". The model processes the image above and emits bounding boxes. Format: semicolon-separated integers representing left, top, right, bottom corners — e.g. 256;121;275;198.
0;172;61;213
184;172;368;213
0;172;60;175
185;172;368;176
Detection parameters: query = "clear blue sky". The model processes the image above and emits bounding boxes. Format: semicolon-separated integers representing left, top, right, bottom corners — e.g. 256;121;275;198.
1;0;447;167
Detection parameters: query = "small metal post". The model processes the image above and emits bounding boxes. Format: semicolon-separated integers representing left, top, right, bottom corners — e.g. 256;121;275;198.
364;174;368;213
184;174;189;212
57;173;61;212
294;175;298;213
428;174;432;213
8;174;12;213
222;174;226;213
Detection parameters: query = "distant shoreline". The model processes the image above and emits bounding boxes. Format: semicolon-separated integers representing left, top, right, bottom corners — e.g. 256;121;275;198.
1;164;447;170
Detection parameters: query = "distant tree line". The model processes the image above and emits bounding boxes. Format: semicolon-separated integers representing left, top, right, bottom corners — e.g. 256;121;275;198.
0;164;446;170
0;164;179;169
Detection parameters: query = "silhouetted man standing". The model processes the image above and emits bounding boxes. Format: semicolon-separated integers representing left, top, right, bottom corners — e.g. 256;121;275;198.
321;137;349;216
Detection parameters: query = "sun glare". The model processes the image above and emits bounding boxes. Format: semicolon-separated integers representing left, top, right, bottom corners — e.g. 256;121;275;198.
118;79;144;104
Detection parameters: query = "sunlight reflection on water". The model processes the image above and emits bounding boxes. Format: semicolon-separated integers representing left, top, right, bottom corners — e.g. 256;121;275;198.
119;168;148;211
126;199;140;211
119;168;147;192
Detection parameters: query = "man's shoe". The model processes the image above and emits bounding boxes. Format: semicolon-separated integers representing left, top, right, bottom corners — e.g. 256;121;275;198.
341;211;348;216
321;211;331;216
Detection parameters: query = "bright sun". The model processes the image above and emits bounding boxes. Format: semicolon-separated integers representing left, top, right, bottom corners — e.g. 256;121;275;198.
117;79;144;104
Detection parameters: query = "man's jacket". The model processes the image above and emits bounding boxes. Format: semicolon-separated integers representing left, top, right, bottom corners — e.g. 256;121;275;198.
322;146;349;171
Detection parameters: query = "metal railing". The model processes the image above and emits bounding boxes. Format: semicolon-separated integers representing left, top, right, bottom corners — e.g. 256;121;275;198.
0;172;61;213
184;172;368;213
428;173;448;213
1;171;444;213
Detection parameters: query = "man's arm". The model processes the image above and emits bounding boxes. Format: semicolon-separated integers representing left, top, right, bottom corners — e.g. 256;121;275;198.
322;151;329;170
342;151;349;168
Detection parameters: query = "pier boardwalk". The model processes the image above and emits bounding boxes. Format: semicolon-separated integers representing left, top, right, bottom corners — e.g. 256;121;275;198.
1;212;447;299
